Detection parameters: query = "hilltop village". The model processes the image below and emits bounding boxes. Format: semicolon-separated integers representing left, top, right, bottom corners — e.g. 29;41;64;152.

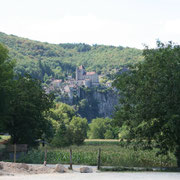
44;65;119;120
46;65;103;99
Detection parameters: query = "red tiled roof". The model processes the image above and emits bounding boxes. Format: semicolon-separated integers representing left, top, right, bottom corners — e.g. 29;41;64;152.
53;79;62;83
86;72;96;75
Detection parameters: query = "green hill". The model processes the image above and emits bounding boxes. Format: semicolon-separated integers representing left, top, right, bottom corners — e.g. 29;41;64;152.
0;32;143;81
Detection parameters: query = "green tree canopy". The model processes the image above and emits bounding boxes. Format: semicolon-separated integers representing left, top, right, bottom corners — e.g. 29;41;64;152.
49;103;76;124
0;44;13;111
0;32;143;81
49;103;88;146
113;41;180;167
88;118;115;139
69;116;88;145
2;75;54;146
0;43;14;132
51;121;71;147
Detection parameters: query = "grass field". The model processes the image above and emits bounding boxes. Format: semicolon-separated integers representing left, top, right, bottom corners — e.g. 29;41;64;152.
16;139;177;168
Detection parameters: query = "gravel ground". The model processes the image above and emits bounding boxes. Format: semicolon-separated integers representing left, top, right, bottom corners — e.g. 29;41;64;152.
1;172;180;180
0;161;180;180
0;161;98;176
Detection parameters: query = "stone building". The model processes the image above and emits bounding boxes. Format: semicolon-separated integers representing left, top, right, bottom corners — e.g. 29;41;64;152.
76;65;99;87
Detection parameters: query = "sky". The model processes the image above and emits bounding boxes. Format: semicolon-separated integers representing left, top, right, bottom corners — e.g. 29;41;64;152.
1;0;180;49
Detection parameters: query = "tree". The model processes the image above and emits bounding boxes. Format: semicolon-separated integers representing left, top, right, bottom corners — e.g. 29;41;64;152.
104;130;114;139
88;118;115;139
69;116;88;145
51;121;71;147
49;103;88;146
2;75;54;146
113;41;180;167
49;103;76;124
0;43;14;132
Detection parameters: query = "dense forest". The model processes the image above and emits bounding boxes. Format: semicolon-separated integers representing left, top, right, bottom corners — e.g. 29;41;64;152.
0;32;143;82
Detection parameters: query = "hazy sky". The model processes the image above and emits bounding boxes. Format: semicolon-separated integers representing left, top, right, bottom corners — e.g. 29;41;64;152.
1;0;180;49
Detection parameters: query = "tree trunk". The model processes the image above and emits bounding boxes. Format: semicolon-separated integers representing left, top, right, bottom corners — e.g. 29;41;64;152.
175;145;180;167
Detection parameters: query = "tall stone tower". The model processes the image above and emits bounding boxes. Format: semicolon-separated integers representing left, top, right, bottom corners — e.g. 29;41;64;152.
76;65;86;80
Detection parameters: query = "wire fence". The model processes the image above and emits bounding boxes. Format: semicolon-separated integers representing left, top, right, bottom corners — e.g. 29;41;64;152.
0;144;28;161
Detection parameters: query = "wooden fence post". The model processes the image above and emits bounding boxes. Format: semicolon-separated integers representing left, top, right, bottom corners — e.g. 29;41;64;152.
97;148;101;170
44;146;47;166
69;148;73;170
14;144;16;163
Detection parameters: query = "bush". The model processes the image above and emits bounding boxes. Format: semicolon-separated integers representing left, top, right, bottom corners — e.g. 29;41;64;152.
51;122;72;147
104;130;114;139
88;118;116;139
69;116;88;145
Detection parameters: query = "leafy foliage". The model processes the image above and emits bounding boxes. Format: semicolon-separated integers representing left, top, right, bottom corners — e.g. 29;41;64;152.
51;121;71;147
0;43;14;132
113;41;180;167
69;116;88;145
49;103;88;147
88;118;117;139
0;43;54;146
2;75;54;146
49;103;76;124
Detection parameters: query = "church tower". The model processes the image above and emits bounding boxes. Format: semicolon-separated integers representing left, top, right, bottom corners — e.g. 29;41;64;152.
76;65;86;80
75;67;79;81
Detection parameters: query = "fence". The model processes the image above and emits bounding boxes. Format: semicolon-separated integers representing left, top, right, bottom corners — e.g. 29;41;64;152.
0;144;28;162
0;144;102;169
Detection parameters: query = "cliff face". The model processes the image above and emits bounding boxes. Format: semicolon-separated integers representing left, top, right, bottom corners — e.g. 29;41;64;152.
76;87;119;121
59;87;119;121
92;90;118;118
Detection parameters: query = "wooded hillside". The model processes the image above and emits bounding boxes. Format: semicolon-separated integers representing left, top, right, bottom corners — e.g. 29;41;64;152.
0;32;143;81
